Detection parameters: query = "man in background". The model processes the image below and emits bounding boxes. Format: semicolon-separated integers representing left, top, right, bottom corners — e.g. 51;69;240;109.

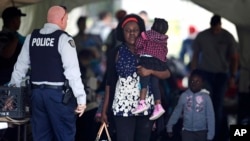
0;7;26;141
191;15;238;141
0;6;26;86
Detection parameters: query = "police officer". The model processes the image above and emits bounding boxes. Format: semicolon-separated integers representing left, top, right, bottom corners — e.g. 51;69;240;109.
9;5;87;141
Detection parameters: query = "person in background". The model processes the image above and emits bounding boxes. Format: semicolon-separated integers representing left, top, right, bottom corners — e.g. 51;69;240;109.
91;10;127;140
8;5;87;141
95;9;127;120
101;14;171;141
0;6;27;141
191;14;238;141
73;16;103;54
167;69;215;141
179;25;197;73
73;16;104;83
0;6;26;86
105;9;127;53
86;11;114;77
132;18;169;121
139;10;151;30
87;10;113;43
75;48;101;141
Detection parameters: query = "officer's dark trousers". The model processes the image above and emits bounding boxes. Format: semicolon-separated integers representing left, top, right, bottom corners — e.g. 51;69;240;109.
31;88;77;141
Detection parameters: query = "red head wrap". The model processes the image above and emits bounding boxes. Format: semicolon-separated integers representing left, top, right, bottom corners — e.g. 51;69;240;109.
122;17;138;28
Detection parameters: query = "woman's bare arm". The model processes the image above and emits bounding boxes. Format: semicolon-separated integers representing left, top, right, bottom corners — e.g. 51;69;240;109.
101;85;110;124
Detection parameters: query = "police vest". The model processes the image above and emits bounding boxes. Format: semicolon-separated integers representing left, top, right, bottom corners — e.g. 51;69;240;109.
29;29;67;82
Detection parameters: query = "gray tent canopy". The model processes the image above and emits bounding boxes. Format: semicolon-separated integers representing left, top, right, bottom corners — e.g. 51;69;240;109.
1;0;106;35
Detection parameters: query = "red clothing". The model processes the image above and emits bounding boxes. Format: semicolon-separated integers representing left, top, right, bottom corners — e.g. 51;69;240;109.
135;30;168;62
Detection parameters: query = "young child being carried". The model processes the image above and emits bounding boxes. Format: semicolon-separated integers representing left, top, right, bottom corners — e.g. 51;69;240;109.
132;18;169;120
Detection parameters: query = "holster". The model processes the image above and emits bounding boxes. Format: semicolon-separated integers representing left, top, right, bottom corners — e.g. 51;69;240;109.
62;80;73;105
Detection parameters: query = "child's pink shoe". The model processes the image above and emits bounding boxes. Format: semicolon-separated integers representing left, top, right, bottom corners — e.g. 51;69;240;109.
149;104;165;120
132;100;149;114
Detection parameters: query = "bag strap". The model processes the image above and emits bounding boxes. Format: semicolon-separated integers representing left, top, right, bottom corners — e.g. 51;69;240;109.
95;122;112;141
104;123;111;141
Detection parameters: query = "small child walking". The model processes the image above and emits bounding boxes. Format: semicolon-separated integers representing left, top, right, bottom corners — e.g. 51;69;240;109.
132;18;169;120
166;69;215;141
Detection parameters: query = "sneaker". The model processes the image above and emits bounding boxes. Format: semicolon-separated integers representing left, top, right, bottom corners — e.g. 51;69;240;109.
132;100;149;114
149;104;165;120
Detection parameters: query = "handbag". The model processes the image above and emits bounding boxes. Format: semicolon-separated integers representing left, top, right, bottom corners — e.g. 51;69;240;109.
95;122;112;141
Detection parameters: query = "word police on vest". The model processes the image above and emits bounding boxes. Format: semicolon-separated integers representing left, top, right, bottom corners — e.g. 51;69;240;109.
32;38;55;46
230;125;250;141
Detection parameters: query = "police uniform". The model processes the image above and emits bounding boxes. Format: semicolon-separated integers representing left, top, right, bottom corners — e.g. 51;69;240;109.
10;23;86;141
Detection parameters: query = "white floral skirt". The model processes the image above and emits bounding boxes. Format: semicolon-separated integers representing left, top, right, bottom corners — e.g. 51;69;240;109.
112;72;154;116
